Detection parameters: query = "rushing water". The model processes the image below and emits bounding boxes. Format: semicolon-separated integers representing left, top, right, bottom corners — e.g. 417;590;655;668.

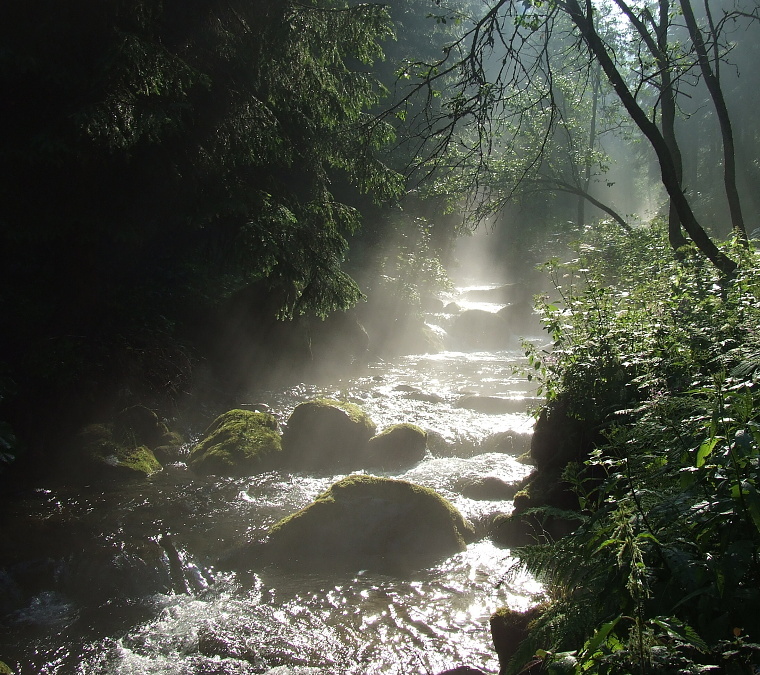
0;289;546;675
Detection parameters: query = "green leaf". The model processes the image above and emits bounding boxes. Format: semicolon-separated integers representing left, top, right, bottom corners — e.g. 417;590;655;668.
696;436;719;467
580;616;621;658
650;617;708;652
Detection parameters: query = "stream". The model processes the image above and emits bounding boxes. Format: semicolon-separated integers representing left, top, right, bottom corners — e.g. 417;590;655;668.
0;287;546;675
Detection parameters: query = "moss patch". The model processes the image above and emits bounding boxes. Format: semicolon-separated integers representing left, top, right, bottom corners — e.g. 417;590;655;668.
266;474;474;573
189;409;282;475
77;423;162;477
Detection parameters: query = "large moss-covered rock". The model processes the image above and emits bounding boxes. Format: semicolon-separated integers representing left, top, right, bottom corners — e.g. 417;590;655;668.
188;409;282;475
265;474;475;573
364;423;427;469
282;398;376;471
76;423;162;477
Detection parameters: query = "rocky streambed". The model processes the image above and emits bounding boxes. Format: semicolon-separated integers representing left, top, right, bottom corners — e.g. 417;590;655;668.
0;288;547;675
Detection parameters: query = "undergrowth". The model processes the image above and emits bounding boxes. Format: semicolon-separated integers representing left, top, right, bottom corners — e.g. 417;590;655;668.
512;221;760;674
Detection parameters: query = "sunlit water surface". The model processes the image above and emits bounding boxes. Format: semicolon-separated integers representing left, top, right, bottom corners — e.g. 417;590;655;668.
1;313;545;674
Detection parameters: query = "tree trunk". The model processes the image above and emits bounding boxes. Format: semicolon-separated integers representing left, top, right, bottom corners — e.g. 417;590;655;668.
657;0;689;251
679;0;747;243
563;0;737;275
613;0;688;250
577;64;601;229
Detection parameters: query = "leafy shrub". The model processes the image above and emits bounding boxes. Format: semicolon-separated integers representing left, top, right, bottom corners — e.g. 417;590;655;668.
511;222;760;674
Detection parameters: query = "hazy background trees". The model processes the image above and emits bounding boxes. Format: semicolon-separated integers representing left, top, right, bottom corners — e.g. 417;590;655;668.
390;0;760;270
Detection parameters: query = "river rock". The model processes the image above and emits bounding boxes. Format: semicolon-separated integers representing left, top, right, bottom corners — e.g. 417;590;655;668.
69;405;189;478
404;390;446;403
490;604;546;673
152;431;186;464
75;423;162;477
481;431;532;455
112;405;170;448
282;398;376;471
189;409;282;475
458;476;518;500
364;423;427;469
448;309;511;350
265;475;475;573
454;395;527;414
58;538;176;601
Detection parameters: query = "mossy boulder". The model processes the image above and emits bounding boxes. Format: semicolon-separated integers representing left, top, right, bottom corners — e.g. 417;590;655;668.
364;423;427;469
76;423;162;477
281;398;376;471
265;474;475;573
188;409;282;475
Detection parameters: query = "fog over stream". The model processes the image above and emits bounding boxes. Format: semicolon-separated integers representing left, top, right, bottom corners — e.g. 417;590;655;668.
0;262;548;674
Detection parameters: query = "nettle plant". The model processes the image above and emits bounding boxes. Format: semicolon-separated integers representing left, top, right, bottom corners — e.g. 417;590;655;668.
513;223;760;674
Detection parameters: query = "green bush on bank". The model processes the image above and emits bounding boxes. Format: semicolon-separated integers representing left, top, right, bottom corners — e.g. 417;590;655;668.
511;221;760;674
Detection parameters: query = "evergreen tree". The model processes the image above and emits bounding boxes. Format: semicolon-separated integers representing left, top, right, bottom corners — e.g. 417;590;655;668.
0;0;402;453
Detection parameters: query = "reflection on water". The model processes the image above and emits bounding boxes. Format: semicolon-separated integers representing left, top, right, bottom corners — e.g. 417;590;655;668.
1;346;544;674
71;541;540;675
268;348;538;450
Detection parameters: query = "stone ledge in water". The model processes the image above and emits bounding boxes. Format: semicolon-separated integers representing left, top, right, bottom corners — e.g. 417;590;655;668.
448;309;511;350
364;423;427;470
265;474;475;573
490;604;546;673
455;395;530;415
189;409;282;475
281;398;376;471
